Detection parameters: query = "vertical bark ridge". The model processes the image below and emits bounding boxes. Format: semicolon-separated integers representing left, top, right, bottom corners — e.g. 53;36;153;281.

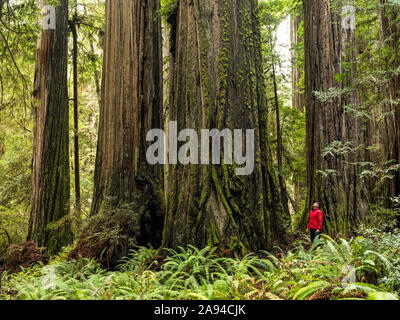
302;0;368;235
28;0;72;254
89;0;164;249
162;0;288;253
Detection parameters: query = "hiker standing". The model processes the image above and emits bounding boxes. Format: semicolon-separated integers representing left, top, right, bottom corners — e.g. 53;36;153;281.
306;202;324;243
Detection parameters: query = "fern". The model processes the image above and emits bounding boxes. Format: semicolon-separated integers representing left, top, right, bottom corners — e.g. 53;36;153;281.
2;230;399;301
292;281;332;300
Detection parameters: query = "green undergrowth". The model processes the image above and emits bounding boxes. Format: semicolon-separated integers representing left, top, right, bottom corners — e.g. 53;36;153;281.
0;226;399;300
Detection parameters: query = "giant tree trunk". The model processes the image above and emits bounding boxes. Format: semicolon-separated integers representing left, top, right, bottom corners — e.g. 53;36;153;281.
71;0;164;268
379;0;400;205
28;0;72;254
162;0;288;252
302;0;368;234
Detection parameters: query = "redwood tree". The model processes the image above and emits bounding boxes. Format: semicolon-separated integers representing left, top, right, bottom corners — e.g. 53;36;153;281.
289;8;306;215
301;0;368;234
379;0;400;204
71;0;164;267
28;0;72;254
162;0;289;252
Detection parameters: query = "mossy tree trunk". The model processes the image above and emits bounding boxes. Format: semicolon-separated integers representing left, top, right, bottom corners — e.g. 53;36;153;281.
162;0;288;253
301;0;368;235
379;0;400;206
27;0;72;254
88;0;164;248
0;0;4;21
70;12;81;214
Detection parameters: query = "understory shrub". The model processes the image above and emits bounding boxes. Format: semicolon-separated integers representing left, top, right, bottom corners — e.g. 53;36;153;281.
0;228;398;300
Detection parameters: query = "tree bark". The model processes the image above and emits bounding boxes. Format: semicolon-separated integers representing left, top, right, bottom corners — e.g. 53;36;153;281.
89;0;164;247
162;0;288;252
28;0;72;254
70;14;81;214
379;0;400;205
272;62;290;219
302;0;368;234
290;10;306;215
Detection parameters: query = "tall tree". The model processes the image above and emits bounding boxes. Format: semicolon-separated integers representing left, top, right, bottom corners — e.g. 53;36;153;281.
301;0;368;234
290;10;304;113
290;9;306;214
162;0;288;252
71;0;164;268
379;0;400;204
27;0;72;254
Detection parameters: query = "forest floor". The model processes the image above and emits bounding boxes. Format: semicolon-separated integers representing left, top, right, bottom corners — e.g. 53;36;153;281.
0;224;399;300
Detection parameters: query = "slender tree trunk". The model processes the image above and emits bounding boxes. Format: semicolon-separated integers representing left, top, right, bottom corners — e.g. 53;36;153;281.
290;10;306;215
162;0;288;252
290;11;305;113
70;14;81;214
272;62;290;218
28;0;72;254
379;0;400;206
302;0;368;234
83;5;102;106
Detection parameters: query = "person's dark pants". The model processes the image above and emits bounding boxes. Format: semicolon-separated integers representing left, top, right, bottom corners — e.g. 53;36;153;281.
310;229;321;243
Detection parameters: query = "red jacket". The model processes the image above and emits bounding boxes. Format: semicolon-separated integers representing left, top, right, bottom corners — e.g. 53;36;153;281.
307;209;323;231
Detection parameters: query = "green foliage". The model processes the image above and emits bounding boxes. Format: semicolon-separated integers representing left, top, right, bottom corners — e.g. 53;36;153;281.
160;0;178;20
0;0;104;247
367;291;399;300
283;235;395;300
118;247;159;274
1;227;399;300
0;0;39;249
0;0;399;302
0;129;32;251
356;225;400;293
259;0;307;218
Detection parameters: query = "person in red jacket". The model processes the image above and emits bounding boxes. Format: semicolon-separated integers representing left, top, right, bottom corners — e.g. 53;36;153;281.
307;202;324;243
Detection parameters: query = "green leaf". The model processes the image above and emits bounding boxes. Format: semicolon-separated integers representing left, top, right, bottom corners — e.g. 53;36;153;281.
367;292;399;301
